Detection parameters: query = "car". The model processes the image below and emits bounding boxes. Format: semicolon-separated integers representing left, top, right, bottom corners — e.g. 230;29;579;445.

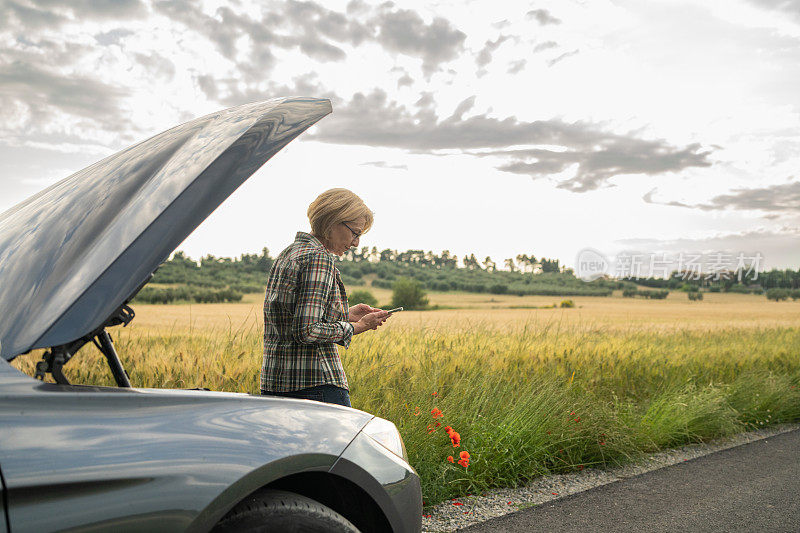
0;97;422;533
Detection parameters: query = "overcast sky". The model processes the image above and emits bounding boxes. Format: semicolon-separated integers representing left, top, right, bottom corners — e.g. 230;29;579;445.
2;0;799;274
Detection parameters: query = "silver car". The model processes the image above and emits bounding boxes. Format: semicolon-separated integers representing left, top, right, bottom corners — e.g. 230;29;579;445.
0;97;422;533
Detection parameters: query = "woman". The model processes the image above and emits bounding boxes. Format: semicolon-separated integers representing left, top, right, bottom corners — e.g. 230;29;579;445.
260;188;390;407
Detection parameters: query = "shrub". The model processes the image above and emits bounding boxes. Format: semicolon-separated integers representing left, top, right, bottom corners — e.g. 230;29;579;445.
229;283;263;294
489;283;508;294
349;289;378;307
133;286;193;304
688;291;703;301
643;290;669;300
560;299;575;308
192;288;243;303
391;277;429;310
727;284;751;294
766;288;790;302
371;278;394;289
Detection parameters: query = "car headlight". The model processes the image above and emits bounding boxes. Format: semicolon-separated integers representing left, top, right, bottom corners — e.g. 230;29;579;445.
361;416;408;462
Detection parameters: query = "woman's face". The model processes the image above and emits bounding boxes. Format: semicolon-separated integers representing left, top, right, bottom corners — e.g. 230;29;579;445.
325;216;365;256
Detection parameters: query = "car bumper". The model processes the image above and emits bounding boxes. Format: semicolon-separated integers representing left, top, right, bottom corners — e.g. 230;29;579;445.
330;430;422;533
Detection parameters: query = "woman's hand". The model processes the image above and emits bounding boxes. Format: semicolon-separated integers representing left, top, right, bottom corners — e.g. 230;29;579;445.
349;303;380;322
352;309;390;335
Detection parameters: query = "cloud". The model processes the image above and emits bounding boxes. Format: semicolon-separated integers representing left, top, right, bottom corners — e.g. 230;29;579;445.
41;0;146;18
644;180;800;214
449;96;476;120
476;35;511;67
507;59;527;74
397;72;414;88
154;1;466;76
0;0;146;30
0;61;131;131
134;52;176;81
533;41;559;53
527;9;561;25
370;5;466;75
94;28;134;46
360;161;408;170
303;88;714;192
613;226;800;269
493;139;711;192
0;1;66;30
746;0;800;22
548;49;579;67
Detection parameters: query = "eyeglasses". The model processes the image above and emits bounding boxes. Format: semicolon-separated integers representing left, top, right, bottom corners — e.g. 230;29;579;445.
341;221;362;242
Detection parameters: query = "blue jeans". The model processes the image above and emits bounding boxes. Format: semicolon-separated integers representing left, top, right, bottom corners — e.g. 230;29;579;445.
263;384;351;407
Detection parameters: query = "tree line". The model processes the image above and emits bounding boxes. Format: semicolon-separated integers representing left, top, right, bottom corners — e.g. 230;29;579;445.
132;247;797;304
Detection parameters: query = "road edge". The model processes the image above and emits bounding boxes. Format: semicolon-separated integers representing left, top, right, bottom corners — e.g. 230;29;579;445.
422;422;800;532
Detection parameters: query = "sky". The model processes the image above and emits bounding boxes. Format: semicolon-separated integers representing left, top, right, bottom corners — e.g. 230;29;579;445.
1;0;799;277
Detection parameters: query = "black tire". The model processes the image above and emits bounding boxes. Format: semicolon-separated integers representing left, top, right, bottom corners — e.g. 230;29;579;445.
212;489;360;533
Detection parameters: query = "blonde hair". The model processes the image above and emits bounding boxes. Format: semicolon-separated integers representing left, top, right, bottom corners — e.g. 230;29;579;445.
308;188;374;241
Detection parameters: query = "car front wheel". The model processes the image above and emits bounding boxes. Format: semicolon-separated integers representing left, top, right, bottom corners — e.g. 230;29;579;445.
212;489;360;533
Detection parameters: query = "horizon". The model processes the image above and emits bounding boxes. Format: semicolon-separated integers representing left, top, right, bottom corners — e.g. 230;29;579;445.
165;245;787;281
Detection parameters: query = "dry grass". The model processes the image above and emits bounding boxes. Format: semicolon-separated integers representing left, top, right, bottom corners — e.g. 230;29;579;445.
10;290;800;506
125;290;800;335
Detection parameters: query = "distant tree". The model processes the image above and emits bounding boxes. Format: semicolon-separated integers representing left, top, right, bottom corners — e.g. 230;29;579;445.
504;258;517;272
349;289;378;307
463;254;482;270
540;257;560;273
483;256;496;272
516;254;530;273
766;288;790;301
379;248;397;262
390;277;429;310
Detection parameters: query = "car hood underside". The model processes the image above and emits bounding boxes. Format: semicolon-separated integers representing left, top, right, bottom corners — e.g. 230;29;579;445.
0;97;331;361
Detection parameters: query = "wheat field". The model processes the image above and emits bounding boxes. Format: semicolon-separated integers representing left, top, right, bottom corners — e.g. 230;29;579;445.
11;291;800;506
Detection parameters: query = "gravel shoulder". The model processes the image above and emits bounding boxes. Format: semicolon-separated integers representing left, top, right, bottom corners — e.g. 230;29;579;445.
422;423;800;532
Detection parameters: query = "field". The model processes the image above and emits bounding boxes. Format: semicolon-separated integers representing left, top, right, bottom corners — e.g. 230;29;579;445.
11;289;800;507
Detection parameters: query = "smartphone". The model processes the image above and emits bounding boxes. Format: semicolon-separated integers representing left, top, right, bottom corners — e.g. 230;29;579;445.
386;306;404;314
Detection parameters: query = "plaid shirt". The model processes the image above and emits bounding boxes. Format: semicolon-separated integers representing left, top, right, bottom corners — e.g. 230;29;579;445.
260;232;353;392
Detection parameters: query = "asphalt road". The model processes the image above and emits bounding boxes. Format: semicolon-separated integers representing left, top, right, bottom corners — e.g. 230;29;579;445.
462;429;800;533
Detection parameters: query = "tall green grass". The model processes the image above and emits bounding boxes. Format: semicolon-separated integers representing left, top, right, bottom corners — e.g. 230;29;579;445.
13;320;800;507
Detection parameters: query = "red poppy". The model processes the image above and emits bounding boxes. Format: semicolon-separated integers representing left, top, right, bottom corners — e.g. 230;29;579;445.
452;501;463;506
432;391;438;397
459;451;470;460
413;407;420;416
574;416;581;422
458;458;469;468
450;431;461;447
431;408;443;418
447;456;454;463
444;425;453;434
435;422;441;427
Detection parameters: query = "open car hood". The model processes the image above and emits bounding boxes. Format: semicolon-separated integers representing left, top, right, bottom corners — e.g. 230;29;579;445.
0;97;331;361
